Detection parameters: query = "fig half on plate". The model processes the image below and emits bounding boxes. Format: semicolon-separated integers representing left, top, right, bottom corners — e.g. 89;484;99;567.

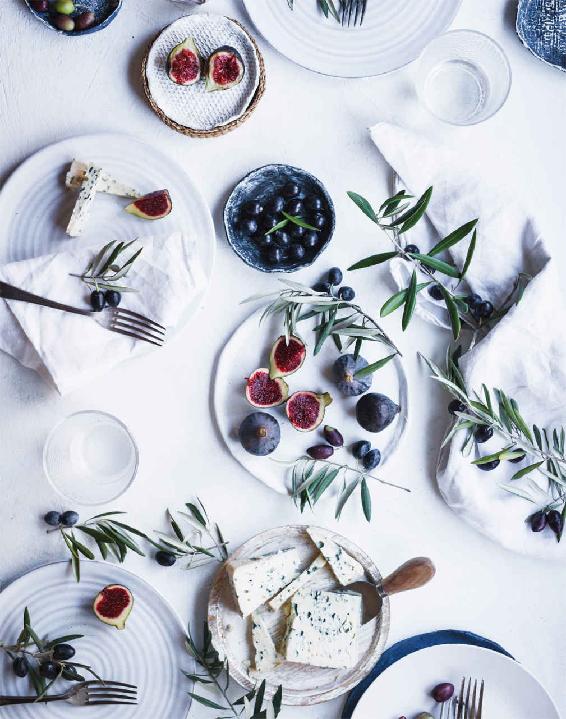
167;37;202;86
206;46;245;91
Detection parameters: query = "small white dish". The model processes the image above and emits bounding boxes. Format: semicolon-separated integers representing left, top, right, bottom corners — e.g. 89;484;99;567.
43;410;139;506
351;643;560;719
0;561;193;719
145;14;261;132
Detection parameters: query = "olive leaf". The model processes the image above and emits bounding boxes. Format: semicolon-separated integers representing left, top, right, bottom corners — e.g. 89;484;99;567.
70;240;142;293
402;270;418;331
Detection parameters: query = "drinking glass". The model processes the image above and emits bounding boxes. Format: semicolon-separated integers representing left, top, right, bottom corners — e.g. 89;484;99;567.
43;410;139;506
416;30;512;126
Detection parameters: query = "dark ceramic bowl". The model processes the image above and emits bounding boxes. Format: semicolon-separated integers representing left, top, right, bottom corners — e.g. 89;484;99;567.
224;164;335;273
25;0;122;36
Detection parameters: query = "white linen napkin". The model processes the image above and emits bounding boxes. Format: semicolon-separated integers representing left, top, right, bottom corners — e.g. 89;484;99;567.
0;232;206;395
370;122;566;559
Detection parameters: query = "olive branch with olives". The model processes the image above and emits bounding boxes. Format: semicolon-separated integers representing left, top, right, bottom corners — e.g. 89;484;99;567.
421;349;566;541
0;607;100;699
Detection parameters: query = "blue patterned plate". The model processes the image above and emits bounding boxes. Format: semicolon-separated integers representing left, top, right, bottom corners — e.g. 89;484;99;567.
517;0;566;71
25;0;122;36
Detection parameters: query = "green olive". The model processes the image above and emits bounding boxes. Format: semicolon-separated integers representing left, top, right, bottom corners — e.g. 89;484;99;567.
415;714;434;719
53;0;75;14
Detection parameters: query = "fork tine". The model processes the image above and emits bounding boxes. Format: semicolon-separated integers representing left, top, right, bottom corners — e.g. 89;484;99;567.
457;677;465;719
110;317;165;344
87;687;137;696
112;309;166;336
464;678;471;719
477;680;484;719
87;700;138;706
83;680;137;689
108;325;164;347
470;680;477;719
113;307;165;333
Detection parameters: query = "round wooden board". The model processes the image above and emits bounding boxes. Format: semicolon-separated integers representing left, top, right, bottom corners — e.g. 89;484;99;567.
208;525;390;706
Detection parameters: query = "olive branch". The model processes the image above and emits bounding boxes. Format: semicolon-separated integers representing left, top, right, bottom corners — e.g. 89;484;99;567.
420;349;566;539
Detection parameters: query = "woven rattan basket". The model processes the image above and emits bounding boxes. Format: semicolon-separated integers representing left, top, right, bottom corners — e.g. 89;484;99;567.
142;18;266;139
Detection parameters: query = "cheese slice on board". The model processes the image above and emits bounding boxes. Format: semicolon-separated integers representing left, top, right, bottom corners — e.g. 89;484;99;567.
250;611;279;674
268;553;328;611
307;527;365;585
66;165;103;237
66;160;141;199
226;548;301;617
282;588;362;669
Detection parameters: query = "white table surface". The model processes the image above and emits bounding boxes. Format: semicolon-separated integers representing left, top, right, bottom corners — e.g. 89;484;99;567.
1;0;565;717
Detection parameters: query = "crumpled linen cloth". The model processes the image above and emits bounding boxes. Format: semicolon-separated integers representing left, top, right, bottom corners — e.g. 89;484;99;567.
0;232;205;395
370;122;566;559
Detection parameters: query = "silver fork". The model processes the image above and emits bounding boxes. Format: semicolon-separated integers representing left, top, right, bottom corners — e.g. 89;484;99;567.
340;0;367;26
0;680;137;707
0;280;165;347
454;677;485;719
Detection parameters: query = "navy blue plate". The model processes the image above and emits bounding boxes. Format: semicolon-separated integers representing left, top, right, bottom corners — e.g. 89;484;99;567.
25;0;122;36
224;164;335;273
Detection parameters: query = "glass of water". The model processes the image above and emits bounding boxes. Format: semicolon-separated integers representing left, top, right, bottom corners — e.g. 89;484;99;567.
416;30;512;126
43;410;139;506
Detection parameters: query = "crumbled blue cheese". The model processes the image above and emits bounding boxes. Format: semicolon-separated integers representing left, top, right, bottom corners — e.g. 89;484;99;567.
268;553;327;611
226;549;301;617
282;588;362;669
66;165;103;237
307;527;365;585
250;611;279;674
66;160;140;199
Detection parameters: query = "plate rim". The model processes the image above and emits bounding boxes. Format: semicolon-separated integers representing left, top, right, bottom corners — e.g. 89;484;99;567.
242;0;464;78
207;523;390;706
351;641;562;719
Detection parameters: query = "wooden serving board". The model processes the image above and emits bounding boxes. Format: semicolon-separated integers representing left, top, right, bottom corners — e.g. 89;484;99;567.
208;525;390;706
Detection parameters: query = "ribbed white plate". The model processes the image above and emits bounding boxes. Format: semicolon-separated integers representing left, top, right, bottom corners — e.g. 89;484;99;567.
352;643;560;719
0;561;192;718
146;15;260;131
0;133;215;322
214;309;408;497
243;0;462;77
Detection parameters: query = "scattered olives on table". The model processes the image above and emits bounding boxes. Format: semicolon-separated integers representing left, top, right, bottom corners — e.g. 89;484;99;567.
529;508;563;540
156;550;177;567
90;289;122;311
432;682;455;702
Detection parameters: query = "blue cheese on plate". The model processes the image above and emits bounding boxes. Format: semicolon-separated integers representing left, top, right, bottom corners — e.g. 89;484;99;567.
282;588;362;669
267;553;327;611
66;160;141;199
307;527;365;585
66;165;103;237
226;548;301;617
250;611;279;674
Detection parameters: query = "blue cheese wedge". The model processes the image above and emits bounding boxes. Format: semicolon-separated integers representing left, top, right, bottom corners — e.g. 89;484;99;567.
267;553;328;611
66;165;103;237
66;160;140;199
226;549;301;617
282;588;362;669
307;527;365;585
250;611;279;674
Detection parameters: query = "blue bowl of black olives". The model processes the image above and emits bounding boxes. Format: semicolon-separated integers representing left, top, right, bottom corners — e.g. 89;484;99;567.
224;164;336;273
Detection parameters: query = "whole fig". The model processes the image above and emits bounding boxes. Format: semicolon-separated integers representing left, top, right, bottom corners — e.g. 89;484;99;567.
356;393;400;433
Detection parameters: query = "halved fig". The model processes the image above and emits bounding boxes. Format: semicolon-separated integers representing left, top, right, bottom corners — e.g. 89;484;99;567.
125;190;172;220
93;584;133;630
206;46;245;92
269;335;306;379
286;391;333;432
167;37;202;86
246;368;289;408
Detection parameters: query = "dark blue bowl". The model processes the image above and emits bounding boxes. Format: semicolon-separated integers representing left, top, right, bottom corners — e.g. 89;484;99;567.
224;164;335;273
517;0;566;71
25;0;122;36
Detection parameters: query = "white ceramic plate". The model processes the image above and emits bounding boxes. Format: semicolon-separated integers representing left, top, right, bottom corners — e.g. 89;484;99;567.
352;643;561;719
0;133;215;322
208;525;389;705
0;561;192;718
214;309;408;497
243;0;462;77
145;15;260;132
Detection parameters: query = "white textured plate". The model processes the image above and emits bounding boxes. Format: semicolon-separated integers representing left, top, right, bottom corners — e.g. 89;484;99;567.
0;561;192;718
214;309;408;497
208;525;389;706
145;15;260;131
0;133;215;322
352;643;561;719
243;0;462;77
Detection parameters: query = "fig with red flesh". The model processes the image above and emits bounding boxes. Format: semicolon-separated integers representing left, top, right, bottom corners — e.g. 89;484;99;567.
93;584;133;630
125;190;172;220
269;335;306;379
245;368;289;408
206;46;245;92
286;391;333;432
167;37;202;86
